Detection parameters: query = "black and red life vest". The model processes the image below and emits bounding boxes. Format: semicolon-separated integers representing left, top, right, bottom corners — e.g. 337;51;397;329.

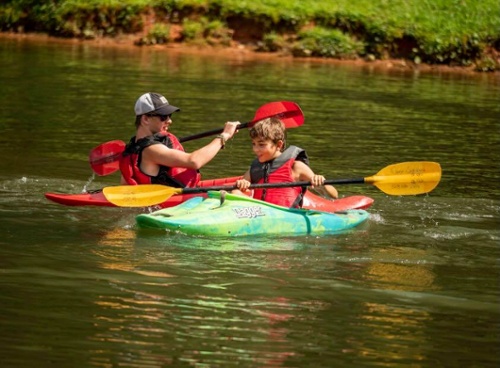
119;132;201;187
249;145;309;208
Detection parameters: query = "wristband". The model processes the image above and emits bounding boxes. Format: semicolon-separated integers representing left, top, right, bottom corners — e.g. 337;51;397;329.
216;134;227;149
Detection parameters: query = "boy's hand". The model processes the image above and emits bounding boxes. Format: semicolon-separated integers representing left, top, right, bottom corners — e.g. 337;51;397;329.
310;174;326;187
235;179;252;192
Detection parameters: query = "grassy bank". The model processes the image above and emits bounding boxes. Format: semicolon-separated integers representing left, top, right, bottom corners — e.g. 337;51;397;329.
1;0;499;71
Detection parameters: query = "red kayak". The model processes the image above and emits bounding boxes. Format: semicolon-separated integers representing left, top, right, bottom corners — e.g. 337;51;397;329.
45;176;374;212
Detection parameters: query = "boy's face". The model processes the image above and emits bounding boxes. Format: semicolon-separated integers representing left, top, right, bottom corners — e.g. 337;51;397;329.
251;138;283;162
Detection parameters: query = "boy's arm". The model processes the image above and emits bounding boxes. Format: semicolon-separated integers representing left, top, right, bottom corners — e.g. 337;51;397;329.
293;161;338;198
293;160;316;182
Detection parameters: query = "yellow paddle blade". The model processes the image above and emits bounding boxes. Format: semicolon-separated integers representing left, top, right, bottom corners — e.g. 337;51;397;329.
365;161;442;195
103;185;183;207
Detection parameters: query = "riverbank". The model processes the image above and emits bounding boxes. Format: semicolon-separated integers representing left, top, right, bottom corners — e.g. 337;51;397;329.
2;31;496;77
1;0;499;73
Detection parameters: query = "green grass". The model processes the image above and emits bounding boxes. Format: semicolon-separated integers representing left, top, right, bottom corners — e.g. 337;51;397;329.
1;0;499;70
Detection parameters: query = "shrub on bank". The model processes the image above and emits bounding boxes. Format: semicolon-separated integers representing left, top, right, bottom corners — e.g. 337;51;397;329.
181;17;232;46
136;22;170;45
0;0;499;71
292;27;365;59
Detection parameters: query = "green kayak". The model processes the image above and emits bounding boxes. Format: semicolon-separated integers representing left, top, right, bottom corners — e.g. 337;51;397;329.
136;191;369;237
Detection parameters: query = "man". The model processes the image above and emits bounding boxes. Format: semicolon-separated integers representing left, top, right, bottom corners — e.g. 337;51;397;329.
120;92;239;187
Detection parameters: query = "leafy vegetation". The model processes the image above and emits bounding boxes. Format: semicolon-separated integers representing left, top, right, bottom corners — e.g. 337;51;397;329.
136;22;170;45
292;27;365;59
181;17;232;46
1;0;499;71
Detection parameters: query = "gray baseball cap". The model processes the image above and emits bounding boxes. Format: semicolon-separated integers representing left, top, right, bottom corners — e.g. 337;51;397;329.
134;92;180;116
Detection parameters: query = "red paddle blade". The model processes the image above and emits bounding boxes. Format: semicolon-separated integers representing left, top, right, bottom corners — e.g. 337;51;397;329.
252;101;304;128
89;140;126;176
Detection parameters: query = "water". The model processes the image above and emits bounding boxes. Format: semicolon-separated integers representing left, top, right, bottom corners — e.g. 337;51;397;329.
1;35;499;367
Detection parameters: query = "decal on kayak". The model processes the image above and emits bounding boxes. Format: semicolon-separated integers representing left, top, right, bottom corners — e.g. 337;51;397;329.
232;206;266;219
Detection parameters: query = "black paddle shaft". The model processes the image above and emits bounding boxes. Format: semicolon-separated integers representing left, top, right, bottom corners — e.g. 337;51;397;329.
179;108;303;143
181;178;366;194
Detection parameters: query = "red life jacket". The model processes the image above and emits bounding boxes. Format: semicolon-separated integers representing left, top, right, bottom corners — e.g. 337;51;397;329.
249;146;309;208
119;132;201;187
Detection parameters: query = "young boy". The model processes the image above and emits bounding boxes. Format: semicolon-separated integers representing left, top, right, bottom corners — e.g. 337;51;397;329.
234;117;338;208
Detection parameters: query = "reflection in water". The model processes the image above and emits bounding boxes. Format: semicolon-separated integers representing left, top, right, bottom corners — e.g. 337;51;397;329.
351;248;436;363
88;224;445;366
356;302;430;364
367;262;436;290
89;237;301;365
363;248;438;292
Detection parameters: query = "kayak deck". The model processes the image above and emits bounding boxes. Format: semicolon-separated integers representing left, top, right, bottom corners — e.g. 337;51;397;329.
136;191;369;237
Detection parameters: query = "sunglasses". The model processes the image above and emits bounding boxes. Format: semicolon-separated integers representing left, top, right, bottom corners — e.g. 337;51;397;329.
148;114;171;122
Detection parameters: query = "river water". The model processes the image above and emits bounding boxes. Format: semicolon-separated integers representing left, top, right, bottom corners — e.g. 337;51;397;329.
1;35;499;367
